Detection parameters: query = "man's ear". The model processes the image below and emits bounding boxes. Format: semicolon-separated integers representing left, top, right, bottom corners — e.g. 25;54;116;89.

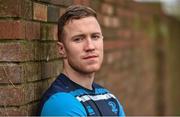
57;42;66;58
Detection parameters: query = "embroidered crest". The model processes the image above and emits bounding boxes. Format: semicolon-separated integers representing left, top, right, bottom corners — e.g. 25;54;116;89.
108;101;118;114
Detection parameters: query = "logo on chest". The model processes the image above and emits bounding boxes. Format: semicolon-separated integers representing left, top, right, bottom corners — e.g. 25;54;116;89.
108;101;118;114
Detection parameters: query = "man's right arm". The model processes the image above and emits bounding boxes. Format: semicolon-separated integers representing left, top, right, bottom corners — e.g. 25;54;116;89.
41;92;87;116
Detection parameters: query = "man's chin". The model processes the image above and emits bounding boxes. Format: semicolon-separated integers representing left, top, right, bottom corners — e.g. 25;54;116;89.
84;66;101;73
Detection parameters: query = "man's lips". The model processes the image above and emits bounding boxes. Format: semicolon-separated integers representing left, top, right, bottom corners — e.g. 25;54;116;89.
83;55;98;59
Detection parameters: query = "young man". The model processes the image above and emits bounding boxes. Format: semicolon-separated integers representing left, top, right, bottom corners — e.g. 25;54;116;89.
38;5;125;116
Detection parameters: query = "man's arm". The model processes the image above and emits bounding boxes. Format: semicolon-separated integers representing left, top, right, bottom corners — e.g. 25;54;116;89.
41;92;87;116
117;100;126;116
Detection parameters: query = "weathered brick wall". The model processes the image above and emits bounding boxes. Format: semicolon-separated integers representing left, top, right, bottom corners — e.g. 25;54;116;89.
0;0;179;116
0;0;63;115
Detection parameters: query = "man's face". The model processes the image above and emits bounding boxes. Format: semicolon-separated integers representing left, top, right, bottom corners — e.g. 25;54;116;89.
60;16;103;74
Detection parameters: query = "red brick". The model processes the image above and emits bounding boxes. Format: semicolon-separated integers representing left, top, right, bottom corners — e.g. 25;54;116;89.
118;0;131;6
117;29;132;39
0;20;25;39
0;42;34;62
25;21;40;40
0;43;22;61
90;0;101;11
101;3;114;15
104;40;131;50
33;2;47;21
105;51;123;65
101;16;111;27
73;0;81;4
23;63;41;82
111;17;120;28
24;83;36;103
116;8;133;18
25;79;56;103
0;61;61;84
0;106;27;116
97;14;104;26
50;0;73;6
37;78;56;98
41;60;62;79
48;5;60;23
59;7;66;17
101;16;120;28
0;87;25;106
0;20;40;40
104;0;115;3
27;102;38;116
0;62;56;84
129;2;163;15
21;0;33;19
25;82;42;103
80;0;90;5
23;60;62;82
73;0;90;5
0;0;21;17
0;42;60;62
0;64;23;84
41;23;58;41
104;0;128;6
0;0;32;19
38;42;60;60
132;31;150;48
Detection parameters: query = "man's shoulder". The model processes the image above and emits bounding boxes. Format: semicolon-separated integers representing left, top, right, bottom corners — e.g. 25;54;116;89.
41;92;87;116
93;82;104;88
43;73;75;97
45;92;79;104
93;82;110;94
38;74;75;114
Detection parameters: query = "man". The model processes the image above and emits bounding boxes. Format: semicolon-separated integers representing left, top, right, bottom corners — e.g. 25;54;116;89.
38;5;125;116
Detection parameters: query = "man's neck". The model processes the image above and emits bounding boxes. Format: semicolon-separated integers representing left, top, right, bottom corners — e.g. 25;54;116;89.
62;67;95;90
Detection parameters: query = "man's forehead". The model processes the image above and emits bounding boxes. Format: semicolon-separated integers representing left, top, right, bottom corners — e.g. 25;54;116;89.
64;17;101;35
65;17;99;26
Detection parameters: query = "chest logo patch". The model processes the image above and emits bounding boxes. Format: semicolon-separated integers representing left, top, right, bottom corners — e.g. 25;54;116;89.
108;101;118;114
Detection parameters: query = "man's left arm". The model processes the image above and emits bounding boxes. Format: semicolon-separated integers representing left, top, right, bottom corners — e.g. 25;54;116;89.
116;99;126;116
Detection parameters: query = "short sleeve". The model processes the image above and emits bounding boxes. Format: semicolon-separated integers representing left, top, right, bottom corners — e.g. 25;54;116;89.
41;92;87;116
119;103;126;116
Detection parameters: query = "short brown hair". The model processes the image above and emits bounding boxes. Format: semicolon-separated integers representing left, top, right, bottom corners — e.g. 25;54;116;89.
57;5;97;42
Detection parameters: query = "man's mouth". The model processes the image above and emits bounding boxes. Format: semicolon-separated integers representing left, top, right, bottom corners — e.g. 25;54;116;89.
83;55;98;59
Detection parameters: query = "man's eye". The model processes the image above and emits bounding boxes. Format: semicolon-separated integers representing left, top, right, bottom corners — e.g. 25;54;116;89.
92;35;100;40
73;37;83;42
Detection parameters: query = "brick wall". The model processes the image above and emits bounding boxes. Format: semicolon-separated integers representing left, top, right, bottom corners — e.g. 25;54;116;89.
0;0;179;116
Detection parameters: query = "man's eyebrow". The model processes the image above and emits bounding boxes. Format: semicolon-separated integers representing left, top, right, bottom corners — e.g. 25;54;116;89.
92;31;102;34
72;34;85;38
72;32;102;38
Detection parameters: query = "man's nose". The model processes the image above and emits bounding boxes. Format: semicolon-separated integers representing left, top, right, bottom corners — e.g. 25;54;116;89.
84;38;95;52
